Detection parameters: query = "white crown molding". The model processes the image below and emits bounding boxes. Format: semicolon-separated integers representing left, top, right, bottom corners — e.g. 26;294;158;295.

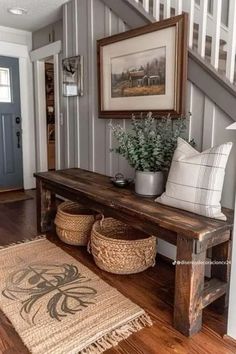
0;25;31;36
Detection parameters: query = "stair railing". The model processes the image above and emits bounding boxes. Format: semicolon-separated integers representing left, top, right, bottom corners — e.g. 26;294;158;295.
133;0;236;85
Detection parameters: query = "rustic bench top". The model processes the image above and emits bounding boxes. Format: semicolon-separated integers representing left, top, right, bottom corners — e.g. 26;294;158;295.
34;168;234;240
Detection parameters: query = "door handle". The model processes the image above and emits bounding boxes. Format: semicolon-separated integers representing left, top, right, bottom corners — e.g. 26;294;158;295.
16;131;21;148
16;117;21;124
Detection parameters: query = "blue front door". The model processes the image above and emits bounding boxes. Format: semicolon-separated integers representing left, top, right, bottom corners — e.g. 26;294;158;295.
0;56;23;189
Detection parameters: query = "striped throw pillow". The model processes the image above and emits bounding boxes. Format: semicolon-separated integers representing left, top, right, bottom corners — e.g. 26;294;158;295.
156;138;233;220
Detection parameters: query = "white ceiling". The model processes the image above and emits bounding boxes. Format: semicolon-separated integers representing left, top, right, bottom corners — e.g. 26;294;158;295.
0;0;69;32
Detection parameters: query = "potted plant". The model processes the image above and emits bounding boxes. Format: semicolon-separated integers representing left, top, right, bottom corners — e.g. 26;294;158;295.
110;112;192;196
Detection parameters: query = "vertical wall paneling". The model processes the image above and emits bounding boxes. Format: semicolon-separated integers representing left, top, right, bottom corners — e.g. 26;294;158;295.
63;0;132;176
91;0;107;173
117;19;134;178
58;52;65;168
104;6;113;176
110;14;124;177
54;53;61;169
87;0;96;171
77;0;89;170
202;97;215;150
62;3;71;168
67;0;76;167
189;84;204;150
73;0;80;167
186;81;193;140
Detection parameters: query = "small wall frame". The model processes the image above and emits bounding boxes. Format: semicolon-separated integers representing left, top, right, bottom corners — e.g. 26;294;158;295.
62;55;84;97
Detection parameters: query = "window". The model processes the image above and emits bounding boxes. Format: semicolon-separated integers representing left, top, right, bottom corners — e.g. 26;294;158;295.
0;68;11;103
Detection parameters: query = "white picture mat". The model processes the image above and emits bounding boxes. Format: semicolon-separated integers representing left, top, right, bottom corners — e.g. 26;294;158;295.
102;26;176;111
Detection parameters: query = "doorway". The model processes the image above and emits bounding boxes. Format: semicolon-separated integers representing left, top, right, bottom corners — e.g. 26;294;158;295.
31;40;61;172
0;56;23;191
45;59;56;170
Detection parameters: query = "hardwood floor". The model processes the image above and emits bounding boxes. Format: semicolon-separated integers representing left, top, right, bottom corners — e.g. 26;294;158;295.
0;192;235;354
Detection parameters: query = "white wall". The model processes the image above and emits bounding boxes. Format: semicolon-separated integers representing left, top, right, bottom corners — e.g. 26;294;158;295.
0;26;35;189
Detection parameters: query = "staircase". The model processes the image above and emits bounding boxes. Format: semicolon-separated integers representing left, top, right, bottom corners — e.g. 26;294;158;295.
129;0;235;85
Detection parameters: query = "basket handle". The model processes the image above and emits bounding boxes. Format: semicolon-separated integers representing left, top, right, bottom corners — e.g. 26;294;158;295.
98;214;105;227
88;206;104;221
94;212;104;222
87;239;91;254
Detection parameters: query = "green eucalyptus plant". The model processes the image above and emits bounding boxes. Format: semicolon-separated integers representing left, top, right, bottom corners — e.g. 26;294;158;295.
110;112;193;172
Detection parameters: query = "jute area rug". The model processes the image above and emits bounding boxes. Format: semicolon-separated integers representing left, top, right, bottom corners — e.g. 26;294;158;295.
0;237;152;354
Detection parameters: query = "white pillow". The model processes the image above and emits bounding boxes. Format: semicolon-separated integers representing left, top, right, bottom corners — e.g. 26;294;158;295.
156;138;233;220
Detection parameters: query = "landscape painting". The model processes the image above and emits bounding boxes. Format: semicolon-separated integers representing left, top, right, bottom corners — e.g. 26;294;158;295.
98;15;188;117
111;46;166;98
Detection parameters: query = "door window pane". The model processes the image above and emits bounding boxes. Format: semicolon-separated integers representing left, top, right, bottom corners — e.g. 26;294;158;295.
0;68;11;102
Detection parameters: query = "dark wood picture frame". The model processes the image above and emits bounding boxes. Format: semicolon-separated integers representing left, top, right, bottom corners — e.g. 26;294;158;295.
97;14;188;119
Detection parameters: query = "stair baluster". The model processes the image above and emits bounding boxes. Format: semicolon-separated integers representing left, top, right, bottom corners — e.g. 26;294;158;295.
211;0;222;70
153;0;160;20
226;0;236;83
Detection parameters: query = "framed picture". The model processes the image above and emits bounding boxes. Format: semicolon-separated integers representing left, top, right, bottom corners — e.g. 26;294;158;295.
97;14;188;118
62;56;84;97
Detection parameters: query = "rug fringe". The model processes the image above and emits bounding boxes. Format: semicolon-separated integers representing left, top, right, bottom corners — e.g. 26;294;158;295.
80;313;153;354
0;235;46;250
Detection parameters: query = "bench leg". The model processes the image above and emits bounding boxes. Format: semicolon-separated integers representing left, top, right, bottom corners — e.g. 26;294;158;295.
36;179;56;233
174;234;206;336
210;240;232;313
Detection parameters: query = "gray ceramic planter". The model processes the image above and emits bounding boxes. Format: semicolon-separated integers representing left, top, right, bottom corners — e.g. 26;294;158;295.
135;171;164;197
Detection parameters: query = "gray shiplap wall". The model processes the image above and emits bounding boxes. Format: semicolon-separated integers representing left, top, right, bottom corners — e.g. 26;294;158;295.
32;20;63;50
63;0;134;178
62;0;236;260
62;0;235;206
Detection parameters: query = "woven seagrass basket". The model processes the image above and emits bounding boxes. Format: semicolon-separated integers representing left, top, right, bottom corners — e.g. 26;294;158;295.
55;201;98;246
90;217;157;274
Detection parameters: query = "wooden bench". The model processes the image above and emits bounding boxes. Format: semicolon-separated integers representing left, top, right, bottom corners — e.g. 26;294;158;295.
34;168;234;337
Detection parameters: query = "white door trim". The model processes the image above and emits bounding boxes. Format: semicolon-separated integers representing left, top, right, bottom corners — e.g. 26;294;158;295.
30;41;62;172
0;40;35;190
30;41;62;62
